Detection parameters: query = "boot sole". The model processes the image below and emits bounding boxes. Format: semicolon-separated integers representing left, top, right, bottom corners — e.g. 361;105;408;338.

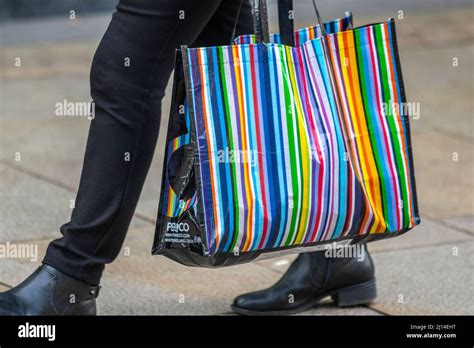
231;278;377;316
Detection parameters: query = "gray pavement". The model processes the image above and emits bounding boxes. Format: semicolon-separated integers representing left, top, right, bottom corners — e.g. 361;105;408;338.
0;4;473;315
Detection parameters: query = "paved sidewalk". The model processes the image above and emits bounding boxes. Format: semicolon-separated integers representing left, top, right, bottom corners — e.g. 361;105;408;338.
0;6;473;315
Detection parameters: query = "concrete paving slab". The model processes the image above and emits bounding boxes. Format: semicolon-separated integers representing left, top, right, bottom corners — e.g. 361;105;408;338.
0;162;148;243
411;130;473;219
404;45;473;140
0;163;77;243
442;216;474;236
0;118;88;190
368;217;472;253
0;14;111;46
405;10;474;48
0;76;92;188
369;241;474;315
1;42;93;80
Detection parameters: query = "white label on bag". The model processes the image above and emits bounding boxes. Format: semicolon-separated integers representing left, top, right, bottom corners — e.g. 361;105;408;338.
166;222;190;233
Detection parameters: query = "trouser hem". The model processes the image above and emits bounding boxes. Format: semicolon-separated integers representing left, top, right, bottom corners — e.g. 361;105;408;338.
42;255;102;286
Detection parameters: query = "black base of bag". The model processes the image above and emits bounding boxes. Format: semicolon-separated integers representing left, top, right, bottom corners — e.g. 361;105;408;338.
152;223;411;268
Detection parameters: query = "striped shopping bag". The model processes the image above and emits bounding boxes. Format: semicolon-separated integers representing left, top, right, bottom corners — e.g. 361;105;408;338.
153;0;420;267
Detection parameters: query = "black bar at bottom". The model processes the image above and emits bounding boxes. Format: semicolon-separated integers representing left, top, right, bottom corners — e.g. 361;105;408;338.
0;315;472;346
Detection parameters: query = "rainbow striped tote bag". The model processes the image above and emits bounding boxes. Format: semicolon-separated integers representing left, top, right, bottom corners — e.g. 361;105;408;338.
153;0;420;267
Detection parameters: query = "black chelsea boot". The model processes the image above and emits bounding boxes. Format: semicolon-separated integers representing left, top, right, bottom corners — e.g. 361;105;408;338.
232;245;376;315
0;264;100;315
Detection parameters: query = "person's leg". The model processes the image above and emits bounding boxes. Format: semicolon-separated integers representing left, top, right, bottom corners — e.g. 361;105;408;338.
43;0;252;286
0;0;253;316
191;0;253;48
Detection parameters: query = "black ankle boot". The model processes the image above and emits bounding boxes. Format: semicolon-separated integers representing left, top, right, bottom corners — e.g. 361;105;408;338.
0;264;100;315
232;245;376;315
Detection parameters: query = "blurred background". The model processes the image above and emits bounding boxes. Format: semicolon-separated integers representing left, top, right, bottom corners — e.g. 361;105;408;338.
0;0;473;315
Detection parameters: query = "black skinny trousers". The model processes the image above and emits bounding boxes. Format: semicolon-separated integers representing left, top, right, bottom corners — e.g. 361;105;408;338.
43;0;253;285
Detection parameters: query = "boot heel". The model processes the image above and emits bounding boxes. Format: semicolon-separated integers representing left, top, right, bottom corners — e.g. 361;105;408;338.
331;278;377;307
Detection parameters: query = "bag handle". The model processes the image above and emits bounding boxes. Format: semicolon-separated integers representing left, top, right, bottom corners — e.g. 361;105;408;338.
252;0;270;43
230;0;294;46
277;0;295;46
311;0;326;36
253;0;295;45
253;0;326;45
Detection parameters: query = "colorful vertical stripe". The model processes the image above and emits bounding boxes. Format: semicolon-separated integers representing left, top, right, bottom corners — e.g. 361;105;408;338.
162;18;419;256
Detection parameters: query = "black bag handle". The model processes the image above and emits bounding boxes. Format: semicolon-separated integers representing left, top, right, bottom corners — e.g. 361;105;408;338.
252;0;270;43
230;0;294;46
230;0;329;46
250;0;326;45
311;0;326;36
277;0;295;46
253;0;294;45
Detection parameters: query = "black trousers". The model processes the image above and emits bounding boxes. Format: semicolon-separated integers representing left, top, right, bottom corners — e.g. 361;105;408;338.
43;0;253;285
